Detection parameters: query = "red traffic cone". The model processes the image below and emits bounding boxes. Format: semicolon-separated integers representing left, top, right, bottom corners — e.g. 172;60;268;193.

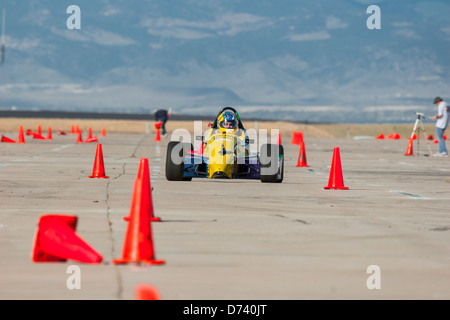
18;126;26;144
101;128;106;137
76;131;83;143
32;214;103;264
135;285;161;300
324;147;349;190
89;144;109;178
37;125;42;136
295;141;309;167
375;133;385;140
427;134;434;140
87;127;93;140
405;137;414;156
155;122;162;142
123;158;161;222
32;132;46;140
291;131;304;145
113;158;165;265
70;125;75;134
1;135;16;143
84;136;98;143
46;127;53;140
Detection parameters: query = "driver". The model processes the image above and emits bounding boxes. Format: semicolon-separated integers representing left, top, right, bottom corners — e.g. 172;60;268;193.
218;110;238;130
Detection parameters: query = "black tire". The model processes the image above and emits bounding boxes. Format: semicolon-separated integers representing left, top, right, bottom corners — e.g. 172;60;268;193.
165;141;192;181
260;144;284;183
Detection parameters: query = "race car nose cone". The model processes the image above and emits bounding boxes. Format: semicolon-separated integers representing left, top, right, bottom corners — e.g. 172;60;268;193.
211;171;231;179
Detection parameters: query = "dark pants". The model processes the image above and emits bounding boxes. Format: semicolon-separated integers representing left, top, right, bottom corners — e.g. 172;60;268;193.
156;116;168;135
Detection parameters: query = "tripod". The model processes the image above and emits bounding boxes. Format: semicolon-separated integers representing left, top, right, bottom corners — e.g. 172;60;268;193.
410;113;432;156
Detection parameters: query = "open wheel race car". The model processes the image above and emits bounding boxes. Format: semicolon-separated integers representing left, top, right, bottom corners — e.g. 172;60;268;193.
165;107;284;183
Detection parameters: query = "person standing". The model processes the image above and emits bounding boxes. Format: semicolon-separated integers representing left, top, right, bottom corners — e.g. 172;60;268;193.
154;109;170;136
431;97;449;157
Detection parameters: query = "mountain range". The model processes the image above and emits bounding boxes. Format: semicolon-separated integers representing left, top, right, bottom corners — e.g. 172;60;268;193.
0;0;449;123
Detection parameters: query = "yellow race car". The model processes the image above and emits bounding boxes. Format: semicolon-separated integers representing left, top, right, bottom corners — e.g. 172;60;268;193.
165;107;284;183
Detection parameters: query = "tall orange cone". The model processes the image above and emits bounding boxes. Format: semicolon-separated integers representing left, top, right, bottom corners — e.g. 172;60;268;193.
89;144;109;178
70;125;75;134
324;147;349;190
295;141;309;167
113;158;165;265
101;128;106;137
155;122;162;142
88;127;93;140
123;158;161;222
46;127;53;140
405;137;413;156
18;126;26;144
291;131;303;145
32;214;103;264
37;125;42;136
76;131;83;143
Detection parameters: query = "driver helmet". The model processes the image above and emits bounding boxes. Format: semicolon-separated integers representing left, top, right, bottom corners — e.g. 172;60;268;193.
219;111;238;129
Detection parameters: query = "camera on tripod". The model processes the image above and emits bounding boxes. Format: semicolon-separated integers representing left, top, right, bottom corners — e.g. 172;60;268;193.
415;112;425;119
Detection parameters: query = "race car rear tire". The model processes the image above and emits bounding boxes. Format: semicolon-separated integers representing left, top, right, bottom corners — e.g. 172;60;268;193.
260;144;284;183
165;141;192;181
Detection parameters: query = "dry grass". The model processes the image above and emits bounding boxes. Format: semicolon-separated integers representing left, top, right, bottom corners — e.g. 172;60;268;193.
0;117;436;139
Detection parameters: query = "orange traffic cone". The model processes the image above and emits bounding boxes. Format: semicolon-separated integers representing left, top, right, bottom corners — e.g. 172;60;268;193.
84;136;98;143
1;135;16;143
113;158;165;265
375;133;385;140
18;126;26;144
295;141;309;167
291;131;304;145
87;127;93;140
32;132;46;140
123;158;161;222
37;125;42;136
101;128;106;137
32;214;103;264
324;147;349;190
46;127;53;140
135;285;161;300
155;122;162;142
89;144;109;178
76;131;83;143
70;125;75;134
405;137;414;156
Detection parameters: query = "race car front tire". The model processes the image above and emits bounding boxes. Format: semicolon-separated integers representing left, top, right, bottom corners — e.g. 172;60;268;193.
165;141;192;181
260;144;284;183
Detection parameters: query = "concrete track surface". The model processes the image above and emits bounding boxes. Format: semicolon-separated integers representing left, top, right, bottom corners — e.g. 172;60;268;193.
0;132;449;300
